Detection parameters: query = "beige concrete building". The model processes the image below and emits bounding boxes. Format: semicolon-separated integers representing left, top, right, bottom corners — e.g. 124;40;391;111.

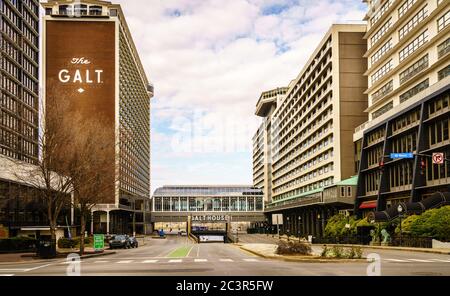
254;24;368;238
253;87;288;203
354;0;450;220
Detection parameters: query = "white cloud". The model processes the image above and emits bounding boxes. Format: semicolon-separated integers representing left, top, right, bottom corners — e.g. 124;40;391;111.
113;0;366;192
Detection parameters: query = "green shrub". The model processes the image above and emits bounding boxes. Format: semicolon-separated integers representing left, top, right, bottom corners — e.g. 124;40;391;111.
58;238;77;249
321;245;329;257
346;247;356;259
276;241;312;255
354;246;363;259
395;214;419;234
57;237;92;249
331;246;344;258
409;206;450;240
0;237;36;251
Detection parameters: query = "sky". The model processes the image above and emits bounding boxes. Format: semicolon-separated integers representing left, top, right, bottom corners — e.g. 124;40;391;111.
113;0;367;193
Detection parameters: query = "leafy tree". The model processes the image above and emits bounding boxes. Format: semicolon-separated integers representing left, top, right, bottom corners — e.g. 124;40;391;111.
409;206;450;240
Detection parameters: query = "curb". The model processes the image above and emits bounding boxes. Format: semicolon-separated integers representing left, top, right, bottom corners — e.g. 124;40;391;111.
314;244;450;255
79;251;117;260
239;246;366;263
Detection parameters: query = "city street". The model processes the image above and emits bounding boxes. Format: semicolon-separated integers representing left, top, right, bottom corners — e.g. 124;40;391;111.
0;235;449;276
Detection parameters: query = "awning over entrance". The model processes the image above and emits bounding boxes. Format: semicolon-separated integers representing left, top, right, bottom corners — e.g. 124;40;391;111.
359;200;377;209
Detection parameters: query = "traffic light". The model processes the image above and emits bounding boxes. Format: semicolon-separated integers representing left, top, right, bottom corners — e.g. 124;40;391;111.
420;157;426;175
379;158;385;171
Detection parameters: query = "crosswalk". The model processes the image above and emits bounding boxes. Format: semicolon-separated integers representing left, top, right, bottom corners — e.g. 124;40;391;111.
384;258;450;263
71;258;262;265
55;257;450;265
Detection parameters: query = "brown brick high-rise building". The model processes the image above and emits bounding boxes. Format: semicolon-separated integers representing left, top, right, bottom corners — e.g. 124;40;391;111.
42;0;154;235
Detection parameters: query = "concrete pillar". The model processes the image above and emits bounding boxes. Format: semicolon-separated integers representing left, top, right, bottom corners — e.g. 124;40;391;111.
106;211;110;235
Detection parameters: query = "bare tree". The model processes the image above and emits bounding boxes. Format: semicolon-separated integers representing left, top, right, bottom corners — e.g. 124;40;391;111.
66;114;115;255
10;96;75;252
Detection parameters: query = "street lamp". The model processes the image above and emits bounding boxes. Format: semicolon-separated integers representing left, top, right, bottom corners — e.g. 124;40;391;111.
397;205;403;246
286;216;290;240
298;216;302;238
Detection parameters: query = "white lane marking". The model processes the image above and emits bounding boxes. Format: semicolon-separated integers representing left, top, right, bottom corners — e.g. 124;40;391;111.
94;261;109;263
194;259;207;263
0;274;14;276
168;259;182;263
385;259;410;263
0;269;28;271
430;259;450;263
408;259;434;263
243;258;259;262
186;246;195;257
117;260;133;264
219;259;233;262
142;260;158;263
196;245;200;258
24;264;53;272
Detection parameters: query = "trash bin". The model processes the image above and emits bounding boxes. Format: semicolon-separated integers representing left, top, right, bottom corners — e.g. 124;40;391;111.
36;238;57;259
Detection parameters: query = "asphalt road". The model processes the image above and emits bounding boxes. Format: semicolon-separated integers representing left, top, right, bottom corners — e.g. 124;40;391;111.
0;235;449;276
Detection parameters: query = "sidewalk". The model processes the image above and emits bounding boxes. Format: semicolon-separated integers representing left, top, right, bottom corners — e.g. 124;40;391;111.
270;234;450;255
314;243;450;255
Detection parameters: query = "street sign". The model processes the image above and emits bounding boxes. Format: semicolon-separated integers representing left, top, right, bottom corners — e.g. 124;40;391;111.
432;153;444;165
390;152;414;159
93;234;104;251
272;214;283;225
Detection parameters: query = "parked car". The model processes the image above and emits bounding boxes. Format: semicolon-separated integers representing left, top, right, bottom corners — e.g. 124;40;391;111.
109;235;131;249
179;231;187;236
129;236;139;248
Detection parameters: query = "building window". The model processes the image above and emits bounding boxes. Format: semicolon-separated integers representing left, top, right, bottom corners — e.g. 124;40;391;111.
45;8;52;15
89;6;102;16
399;5;428;40
399;79;429;103
390;161;414;188
399;54;429;85
372;80;393;103
437;10;450;32
347;186;352;197
399;30;428;62
365;171;381;194
74;4;88;16
372;101;393;119
438;65;450;81
371;18;392;47
398;0;417;19
340;187;345;197
371;39;392;65
429;91;450;116
371;60;393;84
370;0;394;26
429;117;450;147
59;5;71;15
392;109;421;134
438;38;450;59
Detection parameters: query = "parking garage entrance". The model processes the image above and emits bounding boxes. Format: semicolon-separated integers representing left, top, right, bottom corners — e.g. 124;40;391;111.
189;215;229;243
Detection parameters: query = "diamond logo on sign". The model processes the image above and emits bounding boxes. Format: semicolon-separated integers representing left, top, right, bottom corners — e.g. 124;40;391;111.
432;153;444;165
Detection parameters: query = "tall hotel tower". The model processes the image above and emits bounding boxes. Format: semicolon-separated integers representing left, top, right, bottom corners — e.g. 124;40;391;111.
354;0;450;220
0;0;44;237
0;0;39;163
254;24;368;237
41;0;154;234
